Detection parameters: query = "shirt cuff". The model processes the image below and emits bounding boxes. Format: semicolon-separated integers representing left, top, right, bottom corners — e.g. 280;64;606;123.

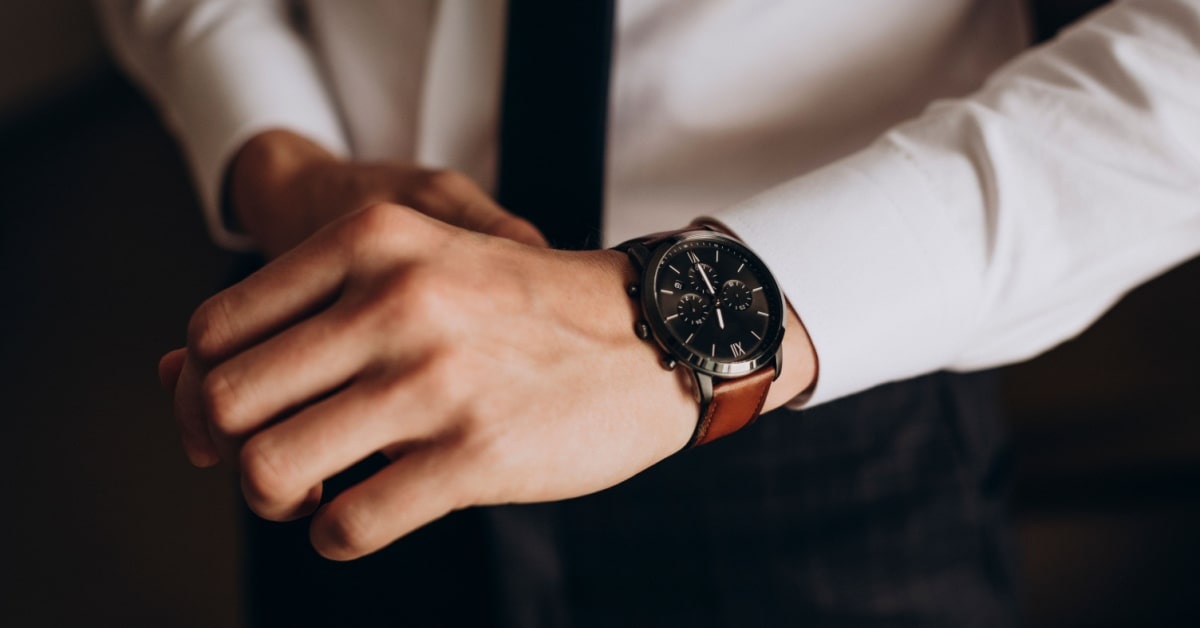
155;19;350;250
707;141;979;407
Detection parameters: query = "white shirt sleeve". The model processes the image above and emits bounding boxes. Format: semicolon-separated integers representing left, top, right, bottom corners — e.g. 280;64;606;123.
711;0;1200;407
95;0;350;250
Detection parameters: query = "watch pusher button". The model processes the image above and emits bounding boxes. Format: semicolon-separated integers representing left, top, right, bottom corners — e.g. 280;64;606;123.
635;320;652;340
661;356;678;371
626;284;640;298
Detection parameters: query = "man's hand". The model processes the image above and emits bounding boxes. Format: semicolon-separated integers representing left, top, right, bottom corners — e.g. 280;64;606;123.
159;204;817;560
228;130;546;258
163;204;701;559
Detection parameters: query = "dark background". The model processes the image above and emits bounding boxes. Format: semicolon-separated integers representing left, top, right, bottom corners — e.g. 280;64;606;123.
1;2;1197;626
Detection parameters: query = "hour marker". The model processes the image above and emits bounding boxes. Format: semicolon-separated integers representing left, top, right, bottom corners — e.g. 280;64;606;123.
737;263;745;273
666;313;680;321
751;286;763;292
686;251;701;264
669;265;680;274
710;344;716;356
715;250;720;262
685;333;695;343
751;330;762;340
730;342;746;357
660;289;674;294
756;310;769;317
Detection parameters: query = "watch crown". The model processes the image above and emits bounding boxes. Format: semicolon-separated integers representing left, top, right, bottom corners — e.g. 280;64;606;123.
626;284;640;298
635;320;652;340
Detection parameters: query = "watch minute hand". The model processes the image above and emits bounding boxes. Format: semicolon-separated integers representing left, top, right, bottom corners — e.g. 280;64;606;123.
697;263;716;295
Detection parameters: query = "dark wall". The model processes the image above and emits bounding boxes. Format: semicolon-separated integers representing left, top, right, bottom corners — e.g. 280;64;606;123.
0;78;242;628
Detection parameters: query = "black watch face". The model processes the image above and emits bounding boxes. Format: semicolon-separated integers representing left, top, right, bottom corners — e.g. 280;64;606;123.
648;235;784;374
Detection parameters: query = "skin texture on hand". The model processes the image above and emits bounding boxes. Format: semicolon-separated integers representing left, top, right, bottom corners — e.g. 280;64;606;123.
228;129;546;258
159;204;816;560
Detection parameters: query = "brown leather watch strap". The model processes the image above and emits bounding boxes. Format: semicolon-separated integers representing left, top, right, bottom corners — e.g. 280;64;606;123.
690;365;776;447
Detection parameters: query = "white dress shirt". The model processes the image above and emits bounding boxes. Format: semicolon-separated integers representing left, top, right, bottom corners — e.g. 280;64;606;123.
98;0;1200;407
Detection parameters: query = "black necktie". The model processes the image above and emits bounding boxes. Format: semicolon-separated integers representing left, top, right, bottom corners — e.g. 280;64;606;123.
496;0;616;250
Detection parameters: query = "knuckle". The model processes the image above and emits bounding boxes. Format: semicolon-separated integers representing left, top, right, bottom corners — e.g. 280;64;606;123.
187;297;235;363
377;268;452;328
200;368;244;436
357;201;402;224
239;436;295;515
421;169;471;196
341;202;408;244
412;169;478;214
317;501;376;558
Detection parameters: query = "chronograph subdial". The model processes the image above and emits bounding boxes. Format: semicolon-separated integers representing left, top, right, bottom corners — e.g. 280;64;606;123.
648;235;784;367
718;279;753;311
687;263;719;294
675;293;711;325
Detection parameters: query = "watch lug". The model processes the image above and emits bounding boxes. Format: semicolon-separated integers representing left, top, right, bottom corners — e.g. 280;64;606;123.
694;371;714;406
626;244;652;269
771;347;784;381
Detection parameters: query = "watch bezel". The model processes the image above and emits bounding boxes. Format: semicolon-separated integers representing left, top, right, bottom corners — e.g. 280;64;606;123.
639;230;786;378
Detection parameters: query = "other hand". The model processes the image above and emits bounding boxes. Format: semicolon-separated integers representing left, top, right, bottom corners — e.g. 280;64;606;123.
228;130;546;258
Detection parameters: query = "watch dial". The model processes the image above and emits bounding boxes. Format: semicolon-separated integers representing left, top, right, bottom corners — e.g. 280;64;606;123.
652;239;782;365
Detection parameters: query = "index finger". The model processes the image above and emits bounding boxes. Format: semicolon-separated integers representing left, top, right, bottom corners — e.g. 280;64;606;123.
186;216;353;366
187;204;439;365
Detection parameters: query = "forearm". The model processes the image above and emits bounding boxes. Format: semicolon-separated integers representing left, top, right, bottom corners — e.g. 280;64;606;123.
714;0;1200;405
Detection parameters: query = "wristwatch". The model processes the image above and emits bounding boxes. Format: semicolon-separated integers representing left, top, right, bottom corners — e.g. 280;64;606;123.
615;226;789;448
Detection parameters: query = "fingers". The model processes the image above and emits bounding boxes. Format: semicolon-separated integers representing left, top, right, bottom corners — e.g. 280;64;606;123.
158;348;186;395
485;212;549;248
238;369;448;522
201;302;376;439
185;216;354;367
174;204;442;467
309;443;473;560
161;347;219;466
400;169;548;247
174;355;220;467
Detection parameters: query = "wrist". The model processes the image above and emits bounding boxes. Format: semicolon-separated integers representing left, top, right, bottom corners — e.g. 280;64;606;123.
586;248;699;454
612;226;819;449
690;219;818;411
764;305;817;411
227;129;341;256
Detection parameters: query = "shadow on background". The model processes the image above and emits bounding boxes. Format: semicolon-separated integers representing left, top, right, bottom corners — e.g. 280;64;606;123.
1;2;1197;626
0;77;241;627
